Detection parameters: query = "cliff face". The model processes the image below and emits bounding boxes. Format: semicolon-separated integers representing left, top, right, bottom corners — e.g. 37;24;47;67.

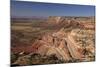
46;16;72;25
47;16;62;24
46;16;95;29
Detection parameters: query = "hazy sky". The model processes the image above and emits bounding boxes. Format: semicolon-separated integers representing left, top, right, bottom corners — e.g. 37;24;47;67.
11;1;95;17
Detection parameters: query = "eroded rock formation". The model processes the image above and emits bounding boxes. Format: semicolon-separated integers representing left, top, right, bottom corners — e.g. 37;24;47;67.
32;29;85;61
11;16;95;65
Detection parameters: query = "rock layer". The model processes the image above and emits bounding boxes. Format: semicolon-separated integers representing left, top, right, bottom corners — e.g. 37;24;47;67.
32;30;84;61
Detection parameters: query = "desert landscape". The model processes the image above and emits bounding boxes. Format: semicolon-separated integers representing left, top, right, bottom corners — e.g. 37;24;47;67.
11;16;95;66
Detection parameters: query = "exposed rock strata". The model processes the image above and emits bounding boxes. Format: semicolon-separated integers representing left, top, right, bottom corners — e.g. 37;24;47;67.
32;30;84;61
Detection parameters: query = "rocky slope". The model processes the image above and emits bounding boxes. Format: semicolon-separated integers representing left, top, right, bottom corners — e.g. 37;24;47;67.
31;28;89;61
11;16;95;65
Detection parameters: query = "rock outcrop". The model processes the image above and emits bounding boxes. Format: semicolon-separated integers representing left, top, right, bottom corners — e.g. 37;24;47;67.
11;16;95;65
32;29;84;61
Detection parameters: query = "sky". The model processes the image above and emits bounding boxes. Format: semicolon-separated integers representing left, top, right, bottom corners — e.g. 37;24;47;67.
11;0;95;17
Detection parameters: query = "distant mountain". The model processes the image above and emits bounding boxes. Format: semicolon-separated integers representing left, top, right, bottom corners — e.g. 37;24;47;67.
11;16;48;20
